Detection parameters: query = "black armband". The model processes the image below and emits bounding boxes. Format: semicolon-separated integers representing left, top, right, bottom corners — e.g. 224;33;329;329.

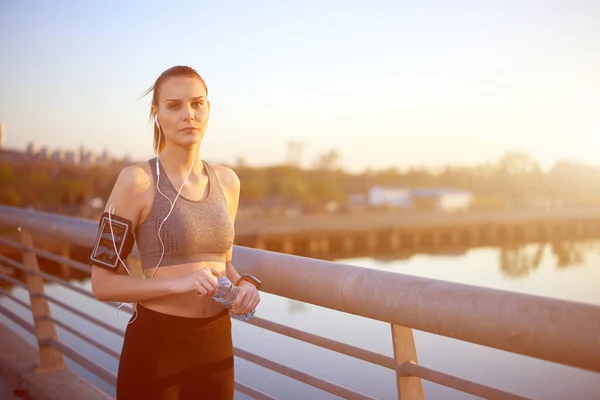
89;212;135;270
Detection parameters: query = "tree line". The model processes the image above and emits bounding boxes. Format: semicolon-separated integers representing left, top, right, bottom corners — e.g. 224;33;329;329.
1;151;599;215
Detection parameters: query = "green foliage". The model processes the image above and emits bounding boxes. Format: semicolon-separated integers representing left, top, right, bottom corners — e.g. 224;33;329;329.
0;161;121;211
1;151;598;213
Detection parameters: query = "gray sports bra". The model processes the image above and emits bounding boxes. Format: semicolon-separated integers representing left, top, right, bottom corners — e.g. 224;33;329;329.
135;158;235;269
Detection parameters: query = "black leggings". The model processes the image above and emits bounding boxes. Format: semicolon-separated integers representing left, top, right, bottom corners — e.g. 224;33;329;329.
116;304;234;400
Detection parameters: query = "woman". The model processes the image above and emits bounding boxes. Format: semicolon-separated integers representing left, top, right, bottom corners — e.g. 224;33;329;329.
90;65;261;399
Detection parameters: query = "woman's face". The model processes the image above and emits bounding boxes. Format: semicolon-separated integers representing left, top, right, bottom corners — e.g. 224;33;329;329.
155;76;210;149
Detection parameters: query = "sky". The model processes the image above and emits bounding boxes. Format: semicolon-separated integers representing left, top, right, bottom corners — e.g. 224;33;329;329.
0;0;599;172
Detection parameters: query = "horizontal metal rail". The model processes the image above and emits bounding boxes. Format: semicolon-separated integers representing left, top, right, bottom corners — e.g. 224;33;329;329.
247;315;395;369
0;270;127;337
0;287;119;360
32;293;126;337
0;267;377;399
0;288;31;309
7;251;391;371
0;304;36;334
0;206;98;249
0;253;95;298
0;254;586;400
0;271;541;400
0;278;380;400
234;382;278;400
0;290;276;400
2;205;600;399
234;347;376;400
4;206;600;370
0;253;133;313
35;270;133;314
233;246;600;374
45;316;121;360
402;362;529;400
0;286;517;400
41;338;117;387
0;270;29;289
0;236;92;274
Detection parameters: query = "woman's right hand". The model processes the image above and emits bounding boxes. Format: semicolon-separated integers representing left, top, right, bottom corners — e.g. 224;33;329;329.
173;268;221;297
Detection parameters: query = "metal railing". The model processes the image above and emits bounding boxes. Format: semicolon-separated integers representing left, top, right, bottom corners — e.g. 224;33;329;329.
0;205;599;399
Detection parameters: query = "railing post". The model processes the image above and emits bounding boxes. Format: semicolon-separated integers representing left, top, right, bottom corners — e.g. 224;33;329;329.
59;243;71;280
20;228;66;373
391;324;425;400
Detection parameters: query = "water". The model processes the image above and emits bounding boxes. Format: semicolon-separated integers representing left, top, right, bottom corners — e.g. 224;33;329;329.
1;239;599;399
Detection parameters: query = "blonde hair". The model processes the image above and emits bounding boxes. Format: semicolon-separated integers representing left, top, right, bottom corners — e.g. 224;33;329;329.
142;66;208;154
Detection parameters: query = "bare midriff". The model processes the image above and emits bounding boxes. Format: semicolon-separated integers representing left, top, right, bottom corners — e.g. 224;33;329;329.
139;261;228;318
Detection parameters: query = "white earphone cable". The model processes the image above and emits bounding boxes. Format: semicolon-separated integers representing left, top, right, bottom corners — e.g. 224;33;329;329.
108;115;198;324
107;204;137;324
151;116;197;278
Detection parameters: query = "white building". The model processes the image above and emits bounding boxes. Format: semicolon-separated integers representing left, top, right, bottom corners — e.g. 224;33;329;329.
356;186;474;212
410;188;473;212
368;186;412;208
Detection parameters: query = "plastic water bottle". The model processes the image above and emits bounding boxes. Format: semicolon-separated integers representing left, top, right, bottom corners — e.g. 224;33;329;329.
212;276;255;321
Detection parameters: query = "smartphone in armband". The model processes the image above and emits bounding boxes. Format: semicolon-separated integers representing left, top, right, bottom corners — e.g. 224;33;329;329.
89;212;134;270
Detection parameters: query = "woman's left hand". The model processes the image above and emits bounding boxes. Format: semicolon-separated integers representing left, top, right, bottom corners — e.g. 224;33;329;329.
231;282;260;316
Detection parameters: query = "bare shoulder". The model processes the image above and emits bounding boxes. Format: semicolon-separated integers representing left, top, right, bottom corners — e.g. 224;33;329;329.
104;161;153;226
210;163;240;195
116;162;153;192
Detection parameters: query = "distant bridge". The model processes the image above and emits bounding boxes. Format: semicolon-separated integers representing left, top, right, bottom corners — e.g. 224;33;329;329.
234;207;600;258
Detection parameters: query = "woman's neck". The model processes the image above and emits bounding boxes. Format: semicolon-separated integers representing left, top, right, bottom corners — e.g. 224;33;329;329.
158;145;202;177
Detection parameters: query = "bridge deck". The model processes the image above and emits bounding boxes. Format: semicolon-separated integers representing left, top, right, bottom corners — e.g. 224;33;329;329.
234;207;600;236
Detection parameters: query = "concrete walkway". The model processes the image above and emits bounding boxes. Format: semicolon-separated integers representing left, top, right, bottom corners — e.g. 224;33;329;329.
0;323;111;400
0;377;21;399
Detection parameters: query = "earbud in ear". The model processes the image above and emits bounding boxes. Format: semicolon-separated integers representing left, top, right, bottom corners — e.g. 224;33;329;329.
154;115;159;127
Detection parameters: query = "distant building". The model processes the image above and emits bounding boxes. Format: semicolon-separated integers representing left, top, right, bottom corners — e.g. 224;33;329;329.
80;151;97;167
97;149;110;165
368;186;411;208
64;150;80;165
50;150;65;162
78;146;86;161
26;142;36;156
38;147;50;160
350;186;473;213
410;188;473;212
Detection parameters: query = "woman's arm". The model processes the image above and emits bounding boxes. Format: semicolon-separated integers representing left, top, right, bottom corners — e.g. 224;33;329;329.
92;267;218;303
220;166;243;284
92;269;180;302
90;164;208;302
216;165;260;314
